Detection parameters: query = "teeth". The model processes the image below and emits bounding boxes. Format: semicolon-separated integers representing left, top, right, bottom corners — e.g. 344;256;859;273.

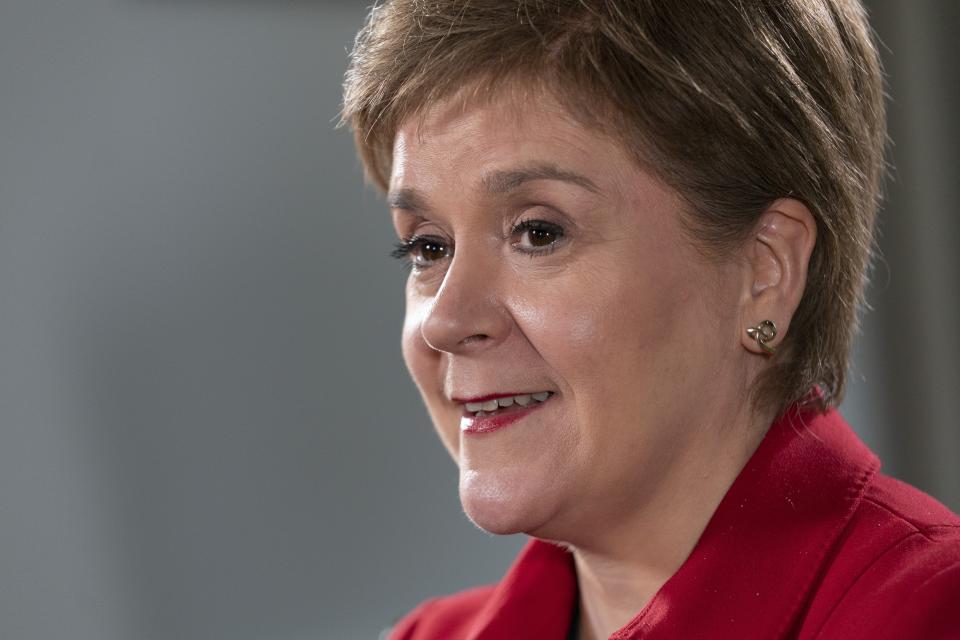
464;392;553;415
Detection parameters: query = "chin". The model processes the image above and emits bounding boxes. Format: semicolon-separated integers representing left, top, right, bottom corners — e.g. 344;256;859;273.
463;508;526;535
458;469;556;535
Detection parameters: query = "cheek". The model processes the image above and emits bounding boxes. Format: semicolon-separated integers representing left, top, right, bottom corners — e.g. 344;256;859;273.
400;294;460;458
513;276;608;348
400;298;425;379
511;264;661;370
400;283;435;385
511;252;704;410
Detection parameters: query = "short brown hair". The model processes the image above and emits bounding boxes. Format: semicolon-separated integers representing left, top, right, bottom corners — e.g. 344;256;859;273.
342;0;886;416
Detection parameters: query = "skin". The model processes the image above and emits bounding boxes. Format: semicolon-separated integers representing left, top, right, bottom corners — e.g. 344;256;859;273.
387;86;816;640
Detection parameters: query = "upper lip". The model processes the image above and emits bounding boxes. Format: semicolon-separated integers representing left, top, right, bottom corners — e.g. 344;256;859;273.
450;391;551;404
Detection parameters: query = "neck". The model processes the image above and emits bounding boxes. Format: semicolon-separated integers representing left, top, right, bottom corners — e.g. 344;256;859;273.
569;401;774;640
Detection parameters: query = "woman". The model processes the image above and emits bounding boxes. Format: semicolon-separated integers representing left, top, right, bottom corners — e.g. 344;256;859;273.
342;1;960;638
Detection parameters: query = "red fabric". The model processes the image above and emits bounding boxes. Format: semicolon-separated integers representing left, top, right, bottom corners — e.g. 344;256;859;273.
387;406;960;639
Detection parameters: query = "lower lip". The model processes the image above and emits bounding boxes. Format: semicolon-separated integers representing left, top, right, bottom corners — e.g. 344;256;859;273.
460;396;553;435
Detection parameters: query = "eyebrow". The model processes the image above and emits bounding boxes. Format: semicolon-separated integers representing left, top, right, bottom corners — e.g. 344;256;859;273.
387;188;430;213
482;164;600;194
387;163;600;214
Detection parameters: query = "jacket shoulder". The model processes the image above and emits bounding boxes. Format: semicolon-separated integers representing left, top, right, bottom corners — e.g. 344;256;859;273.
863;472;960;530
801;472;960;639
386;584;496;640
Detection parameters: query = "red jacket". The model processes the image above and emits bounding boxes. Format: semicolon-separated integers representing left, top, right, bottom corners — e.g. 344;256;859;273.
387;406;960;639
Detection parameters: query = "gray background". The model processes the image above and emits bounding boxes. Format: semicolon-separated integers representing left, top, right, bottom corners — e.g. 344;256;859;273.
0;1;956;639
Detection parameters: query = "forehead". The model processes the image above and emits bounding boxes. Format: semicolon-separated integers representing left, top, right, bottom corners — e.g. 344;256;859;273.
389;86;637;192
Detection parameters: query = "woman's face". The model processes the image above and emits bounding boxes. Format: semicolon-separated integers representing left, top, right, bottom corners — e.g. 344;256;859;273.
389;88;747;540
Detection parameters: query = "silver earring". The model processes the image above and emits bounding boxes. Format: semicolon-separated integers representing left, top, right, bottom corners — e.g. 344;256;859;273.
747;320;777;355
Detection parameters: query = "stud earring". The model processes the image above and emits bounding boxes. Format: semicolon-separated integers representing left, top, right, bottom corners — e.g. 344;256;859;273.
747;320;777;355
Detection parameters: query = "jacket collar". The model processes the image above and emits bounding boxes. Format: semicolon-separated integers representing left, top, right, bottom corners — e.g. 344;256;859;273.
469;405;880;639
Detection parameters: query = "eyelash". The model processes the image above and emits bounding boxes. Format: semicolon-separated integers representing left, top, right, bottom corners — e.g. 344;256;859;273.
389;219;565;271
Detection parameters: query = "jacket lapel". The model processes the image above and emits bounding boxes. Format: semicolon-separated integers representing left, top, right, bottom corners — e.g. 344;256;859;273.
613;407;880;639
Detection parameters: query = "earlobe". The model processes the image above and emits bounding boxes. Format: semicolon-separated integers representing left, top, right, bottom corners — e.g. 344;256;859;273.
740;198;817;356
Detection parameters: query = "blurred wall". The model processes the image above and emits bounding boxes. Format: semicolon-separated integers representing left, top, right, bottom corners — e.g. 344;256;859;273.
0;1;955;639
858;0;960;511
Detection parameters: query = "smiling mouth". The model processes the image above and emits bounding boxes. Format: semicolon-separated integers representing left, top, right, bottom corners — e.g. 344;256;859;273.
462;391;556;418
462;391;555;418
459;392;555;435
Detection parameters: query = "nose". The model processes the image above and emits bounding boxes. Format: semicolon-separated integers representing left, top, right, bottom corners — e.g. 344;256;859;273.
418;245;512;355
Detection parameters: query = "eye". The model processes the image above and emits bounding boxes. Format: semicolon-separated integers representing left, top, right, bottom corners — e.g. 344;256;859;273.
512;219;564;254
389;235;450;270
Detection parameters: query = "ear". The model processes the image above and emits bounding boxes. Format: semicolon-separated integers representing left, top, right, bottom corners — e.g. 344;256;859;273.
739;198;817;355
